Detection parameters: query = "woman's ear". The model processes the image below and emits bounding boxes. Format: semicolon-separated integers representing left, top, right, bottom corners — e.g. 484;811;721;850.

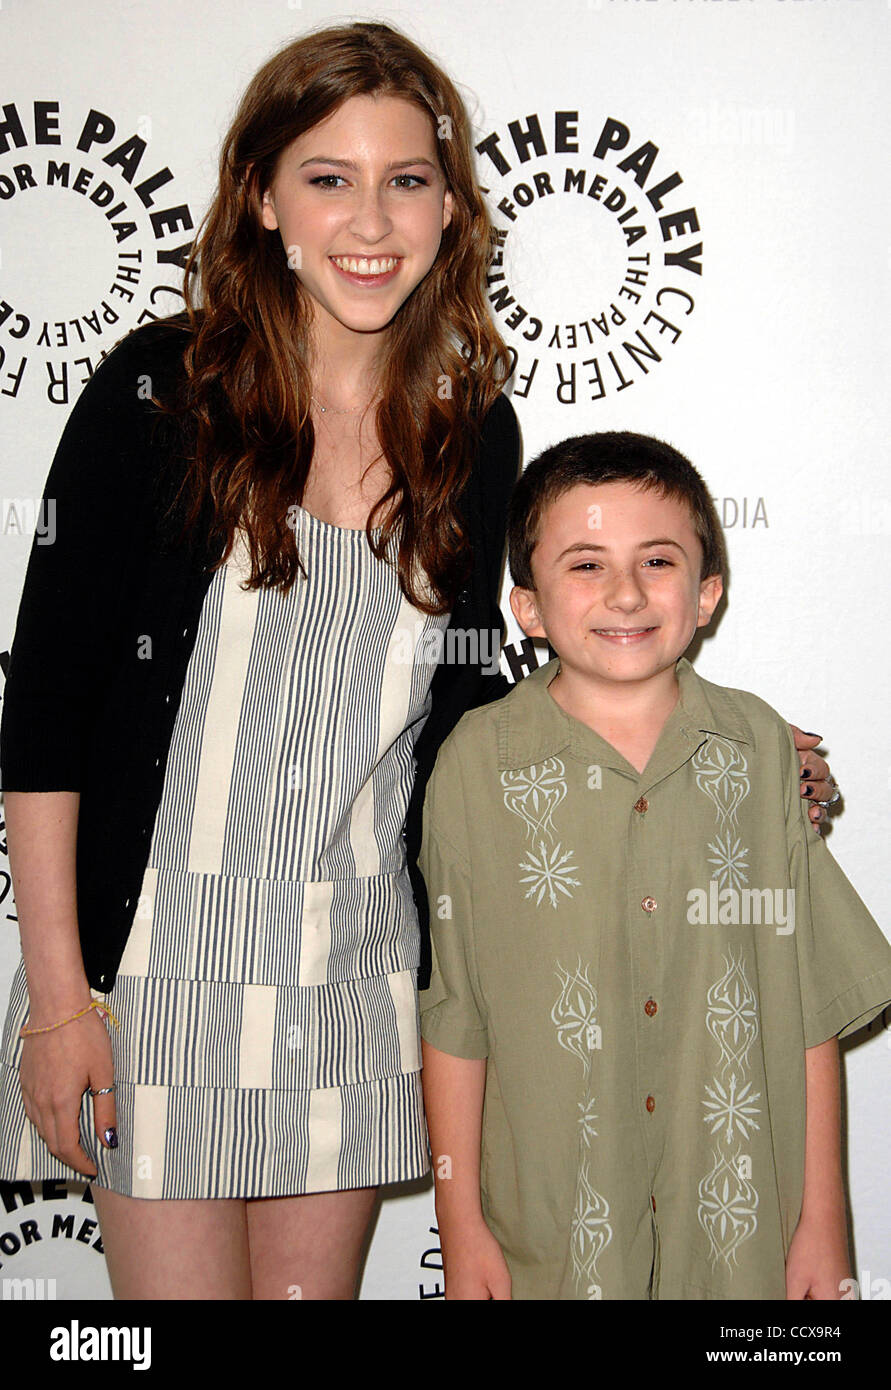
260;187;278;232
442;188;454;232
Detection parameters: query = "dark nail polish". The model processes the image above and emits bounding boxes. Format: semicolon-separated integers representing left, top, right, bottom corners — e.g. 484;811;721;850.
801;731;821;738
104;1127;118;1148
803;785;814;797
800;768;813;779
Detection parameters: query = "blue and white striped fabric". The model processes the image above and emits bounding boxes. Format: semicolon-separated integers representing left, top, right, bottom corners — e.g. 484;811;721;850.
0;507;450;1197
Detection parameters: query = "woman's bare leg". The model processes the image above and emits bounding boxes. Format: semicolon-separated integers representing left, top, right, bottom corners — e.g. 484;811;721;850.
246;1187;379;1299
91;1186;252;1299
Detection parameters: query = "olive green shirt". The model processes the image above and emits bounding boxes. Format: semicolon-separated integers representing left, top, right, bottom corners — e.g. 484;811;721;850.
418;657;891;1300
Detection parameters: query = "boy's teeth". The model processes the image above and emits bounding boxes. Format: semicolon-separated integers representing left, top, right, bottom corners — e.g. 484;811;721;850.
332;255;398;275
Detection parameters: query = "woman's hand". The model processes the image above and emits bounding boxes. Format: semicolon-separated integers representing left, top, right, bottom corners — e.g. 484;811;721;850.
19;1005;117;1178
442;1216;512;1300
790;727;838;833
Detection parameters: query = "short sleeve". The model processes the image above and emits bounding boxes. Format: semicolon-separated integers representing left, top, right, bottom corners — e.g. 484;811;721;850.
417;737;489;1059
783;722;891;1047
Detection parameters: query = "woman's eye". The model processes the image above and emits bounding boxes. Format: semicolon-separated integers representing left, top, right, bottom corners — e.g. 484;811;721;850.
310;174;346;189
392;174;428;188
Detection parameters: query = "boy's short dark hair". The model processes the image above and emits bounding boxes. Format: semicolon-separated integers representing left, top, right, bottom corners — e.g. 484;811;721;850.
507;430;728;591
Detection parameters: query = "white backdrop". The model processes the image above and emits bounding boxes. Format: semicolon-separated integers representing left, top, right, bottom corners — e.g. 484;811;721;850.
0;0;888;1301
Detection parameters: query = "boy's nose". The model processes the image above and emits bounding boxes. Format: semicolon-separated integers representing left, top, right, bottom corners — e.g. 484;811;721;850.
603;572;647;607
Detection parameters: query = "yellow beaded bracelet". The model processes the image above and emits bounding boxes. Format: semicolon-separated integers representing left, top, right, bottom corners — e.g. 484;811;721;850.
19;998;120;1037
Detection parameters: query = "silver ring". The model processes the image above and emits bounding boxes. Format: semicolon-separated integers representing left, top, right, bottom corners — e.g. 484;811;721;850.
88;1083;117;1096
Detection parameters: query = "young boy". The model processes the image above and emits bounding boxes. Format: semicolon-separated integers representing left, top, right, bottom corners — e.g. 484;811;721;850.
418;431;891;1301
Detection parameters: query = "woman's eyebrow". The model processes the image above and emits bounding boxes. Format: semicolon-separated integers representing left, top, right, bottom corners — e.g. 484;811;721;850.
298;156;438;170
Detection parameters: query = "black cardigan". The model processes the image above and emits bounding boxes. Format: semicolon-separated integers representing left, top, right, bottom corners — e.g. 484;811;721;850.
0;316;521;992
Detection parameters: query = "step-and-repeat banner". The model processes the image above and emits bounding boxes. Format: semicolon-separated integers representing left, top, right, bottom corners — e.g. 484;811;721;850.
0;0;888;1301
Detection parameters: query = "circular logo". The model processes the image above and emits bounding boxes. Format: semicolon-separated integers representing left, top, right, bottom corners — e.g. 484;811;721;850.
476;111;702;401
0;100;193;405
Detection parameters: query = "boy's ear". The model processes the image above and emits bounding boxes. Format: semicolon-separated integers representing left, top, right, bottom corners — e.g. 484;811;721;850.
510;585;547;639
696;574;723;629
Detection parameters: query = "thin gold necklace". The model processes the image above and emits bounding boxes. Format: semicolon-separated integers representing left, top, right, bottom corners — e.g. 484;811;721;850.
311;391;382;415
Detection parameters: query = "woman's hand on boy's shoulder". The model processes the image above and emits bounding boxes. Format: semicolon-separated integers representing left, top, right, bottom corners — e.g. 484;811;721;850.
789;726;838;835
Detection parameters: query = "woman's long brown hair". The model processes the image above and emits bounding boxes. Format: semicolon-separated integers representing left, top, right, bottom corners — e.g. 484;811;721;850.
156;20;513;613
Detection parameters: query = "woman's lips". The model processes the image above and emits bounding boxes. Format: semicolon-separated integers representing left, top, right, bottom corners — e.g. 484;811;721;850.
329;255;402;287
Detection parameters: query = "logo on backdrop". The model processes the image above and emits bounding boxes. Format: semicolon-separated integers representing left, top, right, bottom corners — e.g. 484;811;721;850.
477;112;702;402
0;100;193;405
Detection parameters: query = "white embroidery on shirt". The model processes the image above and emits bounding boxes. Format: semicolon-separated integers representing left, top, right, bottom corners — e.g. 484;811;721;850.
551;957;613;1298
693;735;750;832
501;760;568;842
697;948;761;1269
707;832;750;893
501;762;582;909
705;949;760;1078
702;1074;762;1144
697;1147;760;1268
552;959;599;1066
518;840;582;909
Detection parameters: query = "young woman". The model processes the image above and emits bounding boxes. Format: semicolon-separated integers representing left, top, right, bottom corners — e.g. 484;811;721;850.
0;21;835;1300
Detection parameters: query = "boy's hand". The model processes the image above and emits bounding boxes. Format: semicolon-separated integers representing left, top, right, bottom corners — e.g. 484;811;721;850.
789;726;838;834
441;1216;512;1300
785;1213;851;1300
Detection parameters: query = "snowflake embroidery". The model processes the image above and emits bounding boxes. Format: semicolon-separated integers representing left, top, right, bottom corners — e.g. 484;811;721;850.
702;1073;762;1144
707;832;750;892
518;840;581;909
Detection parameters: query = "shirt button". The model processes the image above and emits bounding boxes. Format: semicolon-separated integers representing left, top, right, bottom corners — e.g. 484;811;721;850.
645;1095;656;1113
644;998;658;1016
633;796;649;814
641;896;657;913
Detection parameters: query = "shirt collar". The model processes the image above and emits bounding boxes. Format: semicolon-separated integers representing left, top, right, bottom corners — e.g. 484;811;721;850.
497;655;754;771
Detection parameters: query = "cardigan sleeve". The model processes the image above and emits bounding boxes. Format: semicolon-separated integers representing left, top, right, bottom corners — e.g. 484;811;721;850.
468;389;521;710
0;325;176;791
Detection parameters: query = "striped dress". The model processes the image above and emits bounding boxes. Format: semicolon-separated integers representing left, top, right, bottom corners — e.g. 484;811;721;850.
0;506;450;1198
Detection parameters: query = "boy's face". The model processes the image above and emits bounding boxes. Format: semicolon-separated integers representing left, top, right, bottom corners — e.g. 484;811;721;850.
509;481;723;690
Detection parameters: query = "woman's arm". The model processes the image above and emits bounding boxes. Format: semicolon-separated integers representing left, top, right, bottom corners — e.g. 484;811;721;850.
5;792;90;1019
784;1035;851;1299
421;1038;511;1299
5;790;116;1175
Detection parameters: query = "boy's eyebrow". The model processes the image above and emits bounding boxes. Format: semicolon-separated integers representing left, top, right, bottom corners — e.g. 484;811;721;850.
556;538;689;559
298;156;438;171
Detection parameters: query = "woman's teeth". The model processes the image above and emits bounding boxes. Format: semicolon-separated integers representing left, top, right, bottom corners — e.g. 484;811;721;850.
331;256;399;275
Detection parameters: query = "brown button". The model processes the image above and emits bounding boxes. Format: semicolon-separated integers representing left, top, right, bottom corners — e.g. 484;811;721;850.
641;897;657;913
645;1095;655;1113
651;1194;657;1213
633;796;649;814
644;999;658;1017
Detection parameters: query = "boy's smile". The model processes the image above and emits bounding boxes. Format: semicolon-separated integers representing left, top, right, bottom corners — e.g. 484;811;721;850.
510;480;723;717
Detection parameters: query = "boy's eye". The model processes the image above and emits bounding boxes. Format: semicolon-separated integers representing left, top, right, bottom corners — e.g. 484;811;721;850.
571;562;601;572
643;557;673;568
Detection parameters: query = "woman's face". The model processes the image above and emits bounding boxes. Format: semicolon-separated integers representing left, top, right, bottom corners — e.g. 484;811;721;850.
261;93;454;344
